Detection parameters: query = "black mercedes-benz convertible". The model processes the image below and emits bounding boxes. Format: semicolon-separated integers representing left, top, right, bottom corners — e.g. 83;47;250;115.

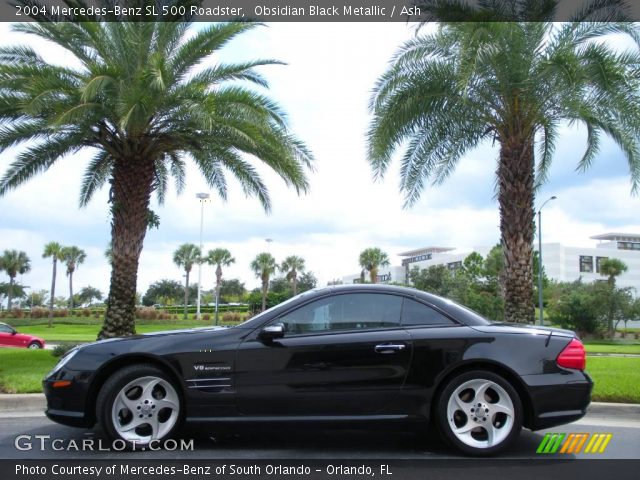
43;284;591;455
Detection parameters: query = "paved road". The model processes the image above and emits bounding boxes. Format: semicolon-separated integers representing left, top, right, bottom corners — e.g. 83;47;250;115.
0;410;638;460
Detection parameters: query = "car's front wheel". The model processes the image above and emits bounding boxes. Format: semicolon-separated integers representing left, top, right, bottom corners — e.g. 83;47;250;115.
96;364;182;448
436;370;522;456
27;341;42;349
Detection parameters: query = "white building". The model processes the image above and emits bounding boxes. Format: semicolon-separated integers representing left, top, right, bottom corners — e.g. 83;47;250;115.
341;233;640;294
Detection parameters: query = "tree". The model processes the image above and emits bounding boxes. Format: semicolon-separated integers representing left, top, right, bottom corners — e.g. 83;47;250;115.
358;248;390;284
79;286;103;306
205;248;235;325
142;280;183;307
61;246;86;310
29;289;49;308
0;250;31;310
219;279;246;303
251;253;278;312
368;11;640;323
298;271;318;293
0;7;313;339
42;241;65;326
281;255;306;296
599;258;629;337
462;252;485;283
173;244;201;320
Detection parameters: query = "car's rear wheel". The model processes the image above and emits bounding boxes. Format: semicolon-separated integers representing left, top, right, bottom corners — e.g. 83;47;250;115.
28;342;42;349
436;370;522;456
96;364;182;448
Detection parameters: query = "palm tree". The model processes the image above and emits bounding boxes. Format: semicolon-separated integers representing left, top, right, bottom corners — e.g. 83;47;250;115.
61;246;86;310
281;255;306;296
0;250;31;310
368;9;640;322
599;257;629;338
0;6;313;339
251;253;278;312
359;248;390;284
42;242;65;326
173;244;202;320
204;248;235;325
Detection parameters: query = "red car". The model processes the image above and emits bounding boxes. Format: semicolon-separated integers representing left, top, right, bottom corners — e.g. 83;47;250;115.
0;322;45;349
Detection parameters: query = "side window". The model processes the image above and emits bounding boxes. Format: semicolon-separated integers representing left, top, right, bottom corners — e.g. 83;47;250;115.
401;298;456;327
0;324;12;333
277;293;402;334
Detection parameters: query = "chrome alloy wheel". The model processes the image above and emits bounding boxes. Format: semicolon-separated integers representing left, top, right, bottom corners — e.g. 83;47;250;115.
446;378;515;449
111;376;180;444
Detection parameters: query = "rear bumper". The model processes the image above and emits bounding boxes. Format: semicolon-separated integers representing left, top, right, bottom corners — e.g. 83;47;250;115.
522;371;593;431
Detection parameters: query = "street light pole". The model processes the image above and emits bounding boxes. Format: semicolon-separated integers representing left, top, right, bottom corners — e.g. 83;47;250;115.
196;193;210;321
537;195;557;326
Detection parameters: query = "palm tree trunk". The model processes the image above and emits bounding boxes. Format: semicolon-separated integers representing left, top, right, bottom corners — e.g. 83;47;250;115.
7;276;14;310
98;157;155;339
68;272;74;311
184;270;190;321
292;272;298;296
48;258;56;327
498;135;535;323
370;267;378;284
215;266;222;325
261;277;268;311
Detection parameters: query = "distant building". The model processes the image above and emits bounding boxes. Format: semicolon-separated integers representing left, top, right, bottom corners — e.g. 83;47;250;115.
341;233;640;294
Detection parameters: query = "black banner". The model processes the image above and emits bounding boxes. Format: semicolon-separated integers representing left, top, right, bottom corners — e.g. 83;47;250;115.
1;0;640;22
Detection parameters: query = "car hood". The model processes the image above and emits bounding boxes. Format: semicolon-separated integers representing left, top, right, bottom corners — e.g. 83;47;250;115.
77;326;229;349
471;322;576;338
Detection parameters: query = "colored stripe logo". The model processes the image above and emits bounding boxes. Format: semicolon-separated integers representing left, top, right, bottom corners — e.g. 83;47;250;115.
536;433;612;454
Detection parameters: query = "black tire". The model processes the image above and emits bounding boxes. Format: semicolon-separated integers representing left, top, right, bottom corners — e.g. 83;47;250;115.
436;370;523;456
96;363;183;449
27;341;42;349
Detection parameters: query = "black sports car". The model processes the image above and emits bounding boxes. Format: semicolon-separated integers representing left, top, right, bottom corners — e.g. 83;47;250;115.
43;284;591;455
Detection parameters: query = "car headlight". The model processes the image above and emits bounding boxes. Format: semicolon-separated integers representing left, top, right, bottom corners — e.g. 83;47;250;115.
46;348;80;378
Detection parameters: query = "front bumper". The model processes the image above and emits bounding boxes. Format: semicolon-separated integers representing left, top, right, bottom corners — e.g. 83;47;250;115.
43;368;95;428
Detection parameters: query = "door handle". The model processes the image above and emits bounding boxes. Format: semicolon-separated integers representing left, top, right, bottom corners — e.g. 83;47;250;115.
374;344;406;354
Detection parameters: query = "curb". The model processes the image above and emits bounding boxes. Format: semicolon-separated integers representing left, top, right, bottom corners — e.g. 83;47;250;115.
0;394;45;414
0;395;638;417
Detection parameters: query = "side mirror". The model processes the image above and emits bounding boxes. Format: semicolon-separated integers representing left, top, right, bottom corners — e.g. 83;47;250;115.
259;322;286;342
11;330;17;335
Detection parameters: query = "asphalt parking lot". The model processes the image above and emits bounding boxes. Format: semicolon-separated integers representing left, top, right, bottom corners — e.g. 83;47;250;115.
0;408;638;460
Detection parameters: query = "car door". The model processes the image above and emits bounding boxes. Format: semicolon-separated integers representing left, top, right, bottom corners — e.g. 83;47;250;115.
235;292;412;416
0;324;17;347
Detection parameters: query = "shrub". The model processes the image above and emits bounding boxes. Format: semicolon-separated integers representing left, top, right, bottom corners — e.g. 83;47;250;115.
203;314;211;321
222;311;242;323
82;308;91;317
11;308;24;319
30;307;48;319
52;343;77;358
136;308;158;320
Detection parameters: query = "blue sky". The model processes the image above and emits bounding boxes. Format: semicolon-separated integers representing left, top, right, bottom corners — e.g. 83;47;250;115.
1;22;639;299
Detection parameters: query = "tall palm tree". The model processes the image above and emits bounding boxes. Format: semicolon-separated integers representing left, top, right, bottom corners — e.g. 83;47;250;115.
599;257;629;338
368;7;640;322
0;4;313;339
61;246;86;310
251;253;278;312
0;250;31;310
204;248;235;325
173;243;202;320
281;255;306;296
359;248;390;284
42;242;65;326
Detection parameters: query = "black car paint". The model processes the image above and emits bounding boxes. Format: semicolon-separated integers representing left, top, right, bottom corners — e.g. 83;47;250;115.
43;284;592;432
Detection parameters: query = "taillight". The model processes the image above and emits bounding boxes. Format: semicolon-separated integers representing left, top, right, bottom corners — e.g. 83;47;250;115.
557;338;586;370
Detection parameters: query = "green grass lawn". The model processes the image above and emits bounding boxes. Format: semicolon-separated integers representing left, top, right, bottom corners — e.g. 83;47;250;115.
585;343;640;355
14;322;228;342
587;357;640;403
0;349;57;393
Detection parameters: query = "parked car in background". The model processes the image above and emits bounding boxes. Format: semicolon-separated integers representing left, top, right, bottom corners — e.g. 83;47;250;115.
43;284;591;455
0;322;45;349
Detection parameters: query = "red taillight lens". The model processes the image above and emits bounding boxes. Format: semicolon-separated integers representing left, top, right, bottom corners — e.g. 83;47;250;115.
557;338;586;370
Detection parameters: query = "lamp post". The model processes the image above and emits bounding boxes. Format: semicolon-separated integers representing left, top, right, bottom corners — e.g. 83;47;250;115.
537;195;556;326
196;192;210;321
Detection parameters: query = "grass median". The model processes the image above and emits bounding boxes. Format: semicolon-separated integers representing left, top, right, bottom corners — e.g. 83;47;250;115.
1;349;638;404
